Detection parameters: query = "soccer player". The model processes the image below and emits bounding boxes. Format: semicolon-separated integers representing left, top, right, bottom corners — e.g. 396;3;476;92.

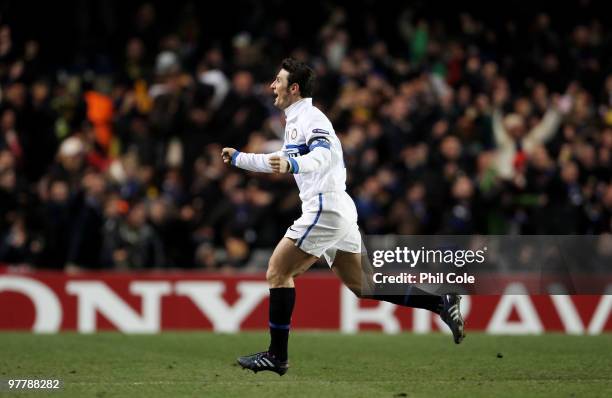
222;58;464;376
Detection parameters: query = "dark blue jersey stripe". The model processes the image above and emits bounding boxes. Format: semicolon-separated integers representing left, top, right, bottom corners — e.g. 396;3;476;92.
297;193;323;248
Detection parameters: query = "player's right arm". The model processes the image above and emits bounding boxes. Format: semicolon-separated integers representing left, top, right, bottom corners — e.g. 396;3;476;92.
222;147;283;173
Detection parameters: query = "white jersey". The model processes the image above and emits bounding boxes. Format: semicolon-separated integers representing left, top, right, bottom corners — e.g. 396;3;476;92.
231;97;361;263
232;98;346;203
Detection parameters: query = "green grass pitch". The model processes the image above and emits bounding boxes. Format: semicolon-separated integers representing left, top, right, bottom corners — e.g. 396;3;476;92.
1;332;611;397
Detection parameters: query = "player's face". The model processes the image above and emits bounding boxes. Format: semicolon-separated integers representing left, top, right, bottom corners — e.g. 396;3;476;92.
270;69;294;110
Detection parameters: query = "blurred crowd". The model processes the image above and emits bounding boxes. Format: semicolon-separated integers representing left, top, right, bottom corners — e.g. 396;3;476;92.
0;1;610;270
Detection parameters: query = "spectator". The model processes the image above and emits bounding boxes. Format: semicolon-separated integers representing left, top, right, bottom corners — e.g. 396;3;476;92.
491;86;569;180
102;200;165;269
0;2;610;271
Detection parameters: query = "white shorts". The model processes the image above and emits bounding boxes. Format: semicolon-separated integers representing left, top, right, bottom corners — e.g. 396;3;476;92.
284;191;362;266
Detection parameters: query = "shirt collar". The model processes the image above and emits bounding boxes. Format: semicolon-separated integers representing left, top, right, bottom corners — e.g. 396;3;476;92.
283;97;312;119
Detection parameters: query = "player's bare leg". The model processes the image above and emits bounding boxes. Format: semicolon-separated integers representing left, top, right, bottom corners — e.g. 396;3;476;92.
237;237;318;375
330;251;365;297
266;237;318;288
331;250;465;343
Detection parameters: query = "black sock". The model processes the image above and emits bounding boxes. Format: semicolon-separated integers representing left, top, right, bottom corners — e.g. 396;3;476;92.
370;286;442;314
268;287;295;361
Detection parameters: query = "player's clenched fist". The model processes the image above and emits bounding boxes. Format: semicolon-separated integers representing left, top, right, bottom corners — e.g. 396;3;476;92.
221;147;237;164
269;156;290;173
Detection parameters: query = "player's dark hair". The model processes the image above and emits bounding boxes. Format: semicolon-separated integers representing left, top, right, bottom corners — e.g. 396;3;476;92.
281;58;315;98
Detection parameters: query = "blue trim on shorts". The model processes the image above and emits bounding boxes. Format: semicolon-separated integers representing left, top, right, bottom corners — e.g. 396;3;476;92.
297;193;323;248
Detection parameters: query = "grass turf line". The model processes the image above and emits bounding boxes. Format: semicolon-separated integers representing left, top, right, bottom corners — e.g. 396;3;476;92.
0;332;611;397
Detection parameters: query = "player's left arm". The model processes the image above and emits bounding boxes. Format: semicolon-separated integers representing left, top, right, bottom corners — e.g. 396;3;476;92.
289;136;331;174
269;144;331;174
271;119;333;174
